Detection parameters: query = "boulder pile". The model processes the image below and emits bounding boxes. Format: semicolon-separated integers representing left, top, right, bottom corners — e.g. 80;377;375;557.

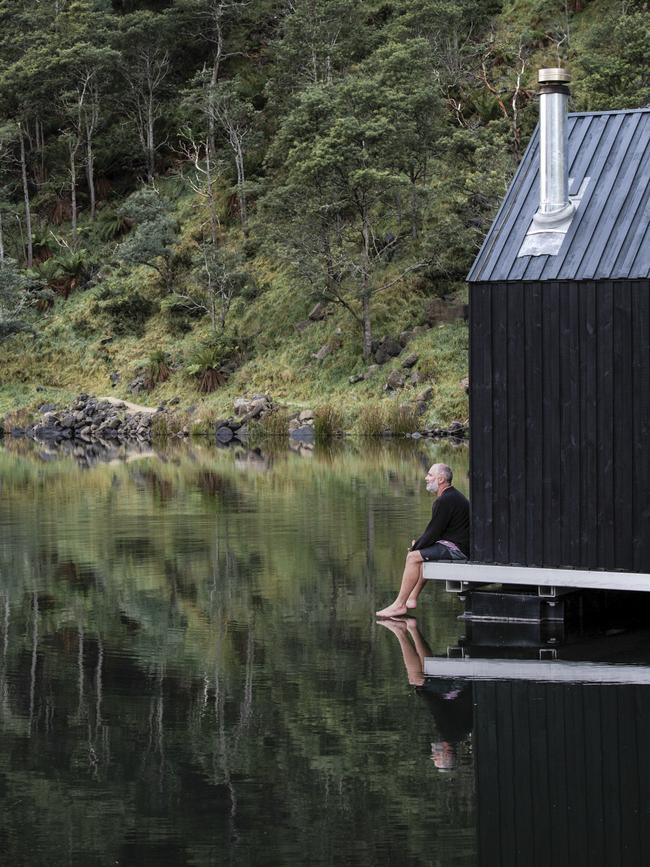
21;394;167;445
214;394;274;443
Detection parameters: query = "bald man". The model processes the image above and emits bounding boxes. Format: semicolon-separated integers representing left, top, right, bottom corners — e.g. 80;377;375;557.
376;463;469;618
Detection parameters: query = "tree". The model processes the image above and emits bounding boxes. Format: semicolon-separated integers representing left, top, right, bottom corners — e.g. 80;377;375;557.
116;187;178;290
117;11;174;181
263;38;442;360
209;79;256;237
0;258;34;337
167;241;249;332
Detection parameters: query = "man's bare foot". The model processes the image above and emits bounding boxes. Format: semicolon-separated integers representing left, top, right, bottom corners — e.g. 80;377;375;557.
376;618;408;632
405;598;417;610
375;602;408;618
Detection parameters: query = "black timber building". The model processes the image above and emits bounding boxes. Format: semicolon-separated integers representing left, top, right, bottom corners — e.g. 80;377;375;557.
468;97;650;573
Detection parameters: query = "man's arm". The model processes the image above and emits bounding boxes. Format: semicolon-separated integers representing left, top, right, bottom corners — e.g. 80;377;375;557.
411;498;450;550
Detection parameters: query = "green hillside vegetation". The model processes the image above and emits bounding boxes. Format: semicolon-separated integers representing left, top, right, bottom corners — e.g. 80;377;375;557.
0;0;647;429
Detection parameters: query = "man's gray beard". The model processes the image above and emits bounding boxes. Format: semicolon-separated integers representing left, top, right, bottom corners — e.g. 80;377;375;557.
426;482;438;493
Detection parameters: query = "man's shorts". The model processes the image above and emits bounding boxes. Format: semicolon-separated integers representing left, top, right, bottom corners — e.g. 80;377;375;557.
418;543;468;562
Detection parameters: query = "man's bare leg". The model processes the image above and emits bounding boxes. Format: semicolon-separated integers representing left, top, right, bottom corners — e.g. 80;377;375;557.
406;569;425;609
376;619;424;686
376;551;424;618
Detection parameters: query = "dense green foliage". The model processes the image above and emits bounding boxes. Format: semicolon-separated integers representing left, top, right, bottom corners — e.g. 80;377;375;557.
0;0;646;422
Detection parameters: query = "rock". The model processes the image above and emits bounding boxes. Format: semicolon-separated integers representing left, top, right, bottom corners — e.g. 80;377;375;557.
234;397;251;416
448;420;466;437
288;418;301;432
308;301;328;321
349;373;365;384
169;396;181;406
294;319;311;333
374;336;402;365
384;370;405;391
313;344;331;362
127;375;146;394
216;425;235;444
399;330;415;347
38;403;57;413
299;409;314;422
412;325;428;336
418;386;434;402
110;371;120;387
100;336;114;346
236;424;249;440
402;353;419;369
460;376;469;394
411;431;422;439
290;426;315;442
411;370;427;386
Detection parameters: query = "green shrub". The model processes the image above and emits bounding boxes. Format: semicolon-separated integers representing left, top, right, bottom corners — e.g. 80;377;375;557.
93;283;157;336
151;412;188;441
355;402;387;436
250;408;291;439
385;402;421;435
314;403;344;442
144;350;172;389
185;335;242;394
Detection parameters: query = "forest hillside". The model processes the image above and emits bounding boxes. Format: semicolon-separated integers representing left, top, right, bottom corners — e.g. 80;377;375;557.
0;0;647;431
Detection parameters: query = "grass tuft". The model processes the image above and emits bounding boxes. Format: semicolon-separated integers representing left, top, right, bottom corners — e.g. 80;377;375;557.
314;403;345;442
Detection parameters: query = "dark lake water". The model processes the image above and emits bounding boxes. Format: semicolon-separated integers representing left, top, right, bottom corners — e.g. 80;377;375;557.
0;437;474;867
2;436;650;867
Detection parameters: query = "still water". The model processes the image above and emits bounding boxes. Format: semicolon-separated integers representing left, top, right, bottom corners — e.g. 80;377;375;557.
3;438;650;867
0;438;474;867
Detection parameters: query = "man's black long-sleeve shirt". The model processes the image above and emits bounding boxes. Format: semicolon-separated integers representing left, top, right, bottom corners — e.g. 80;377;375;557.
412;487;470;557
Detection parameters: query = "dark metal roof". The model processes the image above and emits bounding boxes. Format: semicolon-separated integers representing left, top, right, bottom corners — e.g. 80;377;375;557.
467;109;650;283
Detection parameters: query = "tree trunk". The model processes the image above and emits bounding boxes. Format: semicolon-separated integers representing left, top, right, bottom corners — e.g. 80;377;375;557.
18;125;33;268
0;211;4;262
361;212;372;360
146;93;155;181
233;139;248;238
70;142;78;244
205;144;219;247
362;291;372;361
86;126;96;221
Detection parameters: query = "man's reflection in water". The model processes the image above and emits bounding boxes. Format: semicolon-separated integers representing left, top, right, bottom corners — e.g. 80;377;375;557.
377;618;472;771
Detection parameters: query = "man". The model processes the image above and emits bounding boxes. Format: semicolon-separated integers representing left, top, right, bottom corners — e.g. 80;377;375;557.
376;463;469;618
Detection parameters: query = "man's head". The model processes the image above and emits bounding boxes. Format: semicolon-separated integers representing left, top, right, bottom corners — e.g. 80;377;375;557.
425;463;453;495
431;741;457;771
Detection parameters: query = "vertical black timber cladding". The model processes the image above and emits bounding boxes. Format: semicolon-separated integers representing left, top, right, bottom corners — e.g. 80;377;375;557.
524;283;544;566
469;277;650;571
560;282;581;566
613;281;634;571
492;283;510;562
597;281;615;569
579;282;598;569
507;284;526;563
632;281;650;571
542;282;562;566
470;284;493;562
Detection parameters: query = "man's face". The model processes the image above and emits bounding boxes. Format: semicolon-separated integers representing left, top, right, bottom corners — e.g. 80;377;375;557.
425;465;439;493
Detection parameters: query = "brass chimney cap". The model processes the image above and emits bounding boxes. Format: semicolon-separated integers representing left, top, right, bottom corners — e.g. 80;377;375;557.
538;67;571;84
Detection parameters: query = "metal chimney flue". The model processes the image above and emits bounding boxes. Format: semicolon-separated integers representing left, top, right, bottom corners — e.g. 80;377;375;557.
537;67;573;222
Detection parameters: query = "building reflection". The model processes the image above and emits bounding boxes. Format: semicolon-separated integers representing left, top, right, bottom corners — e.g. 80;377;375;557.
380;597;650;866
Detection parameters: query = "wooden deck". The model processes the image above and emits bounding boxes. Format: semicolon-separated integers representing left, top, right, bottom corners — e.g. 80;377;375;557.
422;561;650;594
423;656;650;684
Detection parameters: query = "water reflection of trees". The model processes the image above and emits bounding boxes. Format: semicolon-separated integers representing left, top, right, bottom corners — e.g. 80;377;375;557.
0;440;473;866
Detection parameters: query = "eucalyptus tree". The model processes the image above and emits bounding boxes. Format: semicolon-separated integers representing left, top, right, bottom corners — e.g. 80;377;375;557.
264;37;443;360
117;11;174;181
